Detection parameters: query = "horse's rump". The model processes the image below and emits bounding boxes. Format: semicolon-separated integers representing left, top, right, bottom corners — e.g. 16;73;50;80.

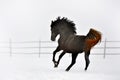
85;28;102;51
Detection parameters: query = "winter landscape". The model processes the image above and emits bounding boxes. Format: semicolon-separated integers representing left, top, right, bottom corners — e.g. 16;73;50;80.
0;54;120;80
0;0;120;80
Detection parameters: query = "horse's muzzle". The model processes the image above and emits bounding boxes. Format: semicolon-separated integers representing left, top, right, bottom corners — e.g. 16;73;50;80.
51;37;55;41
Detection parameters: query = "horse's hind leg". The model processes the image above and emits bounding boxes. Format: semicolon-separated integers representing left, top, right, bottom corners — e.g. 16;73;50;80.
52;46;61;67
66;53;78;71
84;50;90;70
54;51;66;67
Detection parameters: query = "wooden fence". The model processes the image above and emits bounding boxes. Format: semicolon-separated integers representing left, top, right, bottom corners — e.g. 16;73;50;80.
0;39;120;58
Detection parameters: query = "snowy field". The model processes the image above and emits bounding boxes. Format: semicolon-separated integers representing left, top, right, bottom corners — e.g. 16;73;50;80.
0;54;120;80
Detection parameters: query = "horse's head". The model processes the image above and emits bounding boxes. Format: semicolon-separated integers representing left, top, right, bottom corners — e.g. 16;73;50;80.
50;17;76;41
50;20;59;41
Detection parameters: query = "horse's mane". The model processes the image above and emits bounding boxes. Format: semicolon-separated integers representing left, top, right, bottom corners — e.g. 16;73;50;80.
51;17;76;34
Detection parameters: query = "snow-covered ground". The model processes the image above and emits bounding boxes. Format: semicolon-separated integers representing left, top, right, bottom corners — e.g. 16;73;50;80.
0;54;120;80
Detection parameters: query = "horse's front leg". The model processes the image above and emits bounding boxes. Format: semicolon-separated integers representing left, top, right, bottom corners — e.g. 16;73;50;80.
54;51;66;67
66;53;78;71
52;46;61;67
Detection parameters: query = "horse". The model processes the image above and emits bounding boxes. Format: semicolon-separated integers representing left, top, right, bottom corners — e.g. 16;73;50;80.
50;17;102;71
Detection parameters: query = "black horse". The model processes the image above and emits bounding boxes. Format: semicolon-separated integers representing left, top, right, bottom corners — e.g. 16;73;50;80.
50;17;101;71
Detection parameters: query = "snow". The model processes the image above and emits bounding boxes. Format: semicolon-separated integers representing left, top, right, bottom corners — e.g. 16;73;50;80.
0;54;120;80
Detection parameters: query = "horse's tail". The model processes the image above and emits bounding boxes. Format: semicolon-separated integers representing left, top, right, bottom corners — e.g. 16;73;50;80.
85;28;102;51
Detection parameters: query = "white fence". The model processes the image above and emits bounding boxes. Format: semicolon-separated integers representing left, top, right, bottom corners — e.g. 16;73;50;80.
0;39;120;58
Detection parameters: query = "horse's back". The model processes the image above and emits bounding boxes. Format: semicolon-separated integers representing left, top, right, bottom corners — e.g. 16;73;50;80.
64;35;86;53
74;35;86;49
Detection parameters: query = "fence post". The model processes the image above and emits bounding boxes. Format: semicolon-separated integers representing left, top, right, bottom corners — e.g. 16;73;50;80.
9;38;12;56
39;40;41;58
103;38;107;58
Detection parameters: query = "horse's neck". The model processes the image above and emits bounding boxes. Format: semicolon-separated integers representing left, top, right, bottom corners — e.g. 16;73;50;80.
59;33;74;42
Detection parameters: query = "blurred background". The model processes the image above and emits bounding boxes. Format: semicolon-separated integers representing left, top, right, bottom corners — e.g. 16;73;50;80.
0;0;120;41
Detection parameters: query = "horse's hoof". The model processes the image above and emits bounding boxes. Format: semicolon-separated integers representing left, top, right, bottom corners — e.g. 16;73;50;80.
65;69;70;71
54;65;58;68
54;62;58;68
84;68;87;71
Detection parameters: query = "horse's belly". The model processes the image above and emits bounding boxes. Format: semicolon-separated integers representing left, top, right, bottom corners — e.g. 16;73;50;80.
64;45;84;53
65;49;84;53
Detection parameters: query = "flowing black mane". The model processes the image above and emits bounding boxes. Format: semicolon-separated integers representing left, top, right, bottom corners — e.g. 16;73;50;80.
51;17;76;34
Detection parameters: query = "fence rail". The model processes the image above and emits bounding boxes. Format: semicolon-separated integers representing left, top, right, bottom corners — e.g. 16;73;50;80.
0;39;120;58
